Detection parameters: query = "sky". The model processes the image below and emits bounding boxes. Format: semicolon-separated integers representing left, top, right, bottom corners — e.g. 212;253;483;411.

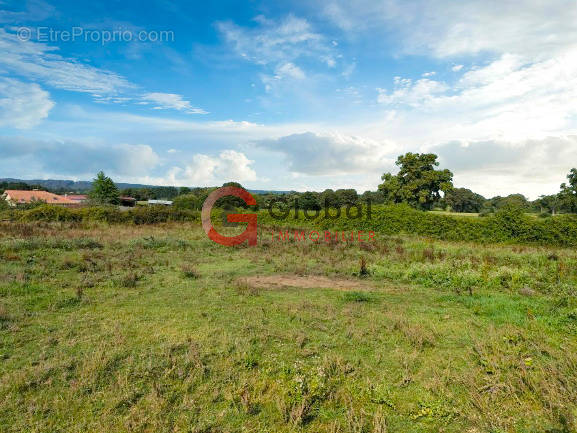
1;0;576;199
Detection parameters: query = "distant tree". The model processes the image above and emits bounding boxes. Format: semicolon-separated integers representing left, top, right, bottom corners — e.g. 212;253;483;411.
496;194;529;210
0;182;43;194
179;186;191;195
334;189;358;207
320;189;338;207
89;171;120;205
378;153;453;210
559;168;577;213
535;194;562;215
216;182;247;209
298;191;321;211
360;190;386;205
444;188;486;213
173;194;201;210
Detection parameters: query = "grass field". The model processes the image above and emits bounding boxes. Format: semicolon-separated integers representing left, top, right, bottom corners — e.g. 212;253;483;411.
1;221;577;432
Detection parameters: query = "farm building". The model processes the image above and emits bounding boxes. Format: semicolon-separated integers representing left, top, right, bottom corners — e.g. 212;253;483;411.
120;196;137;207
2;190;77;207
148;199;173;206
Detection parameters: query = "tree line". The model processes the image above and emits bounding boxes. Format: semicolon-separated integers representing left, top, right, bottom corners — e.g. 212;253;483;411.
84;160;577;215
6;155;577;216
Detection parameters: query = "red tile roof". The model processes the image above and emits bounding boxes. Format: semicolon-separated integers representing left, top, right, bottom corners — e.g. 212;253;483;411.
3;190;77;205
66;194;88;201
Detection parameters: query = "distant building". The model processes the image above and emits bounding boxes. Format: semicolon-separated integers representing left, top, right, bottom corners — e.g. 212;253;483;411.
148;199;173;206
65;194;88;204
120;196;137;207
2;190;77;207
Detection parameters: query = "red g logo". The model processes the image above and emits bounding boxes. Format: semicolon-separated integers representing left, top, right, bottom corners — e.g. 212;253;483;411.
201;186;257;246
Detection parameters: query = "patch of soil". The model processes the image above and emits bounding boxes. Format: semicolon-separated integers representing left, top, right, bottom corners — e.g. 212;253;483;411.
242;275;372;291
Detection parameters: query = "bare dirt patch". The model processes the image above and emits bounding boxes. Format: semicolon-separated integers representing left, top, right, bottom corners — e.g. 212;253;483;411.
241;275;372;291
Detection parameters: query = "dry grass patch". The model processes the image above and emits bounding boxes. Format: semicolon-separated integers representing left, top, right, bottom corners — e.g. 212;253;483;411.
242;275;373;291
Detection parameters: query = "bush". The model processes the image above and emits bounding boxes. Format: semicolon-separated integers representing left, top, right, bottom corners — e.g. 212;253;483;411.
258;204;577;247
17;205;200;225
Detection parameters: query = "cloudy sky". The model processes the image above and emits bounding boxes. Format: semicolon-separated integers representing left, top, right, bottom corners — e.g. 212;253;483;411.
1;0;576;198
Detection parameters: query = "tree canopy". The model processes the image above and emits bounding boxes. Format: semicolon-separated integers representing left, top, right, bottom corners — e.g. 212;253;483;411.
444;188;485;213
89;171;120;205
378;153;453;210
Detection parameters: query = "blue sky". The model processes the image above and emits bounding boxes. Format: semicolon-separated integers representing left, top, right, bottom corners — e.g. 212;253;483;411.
1;0;577;198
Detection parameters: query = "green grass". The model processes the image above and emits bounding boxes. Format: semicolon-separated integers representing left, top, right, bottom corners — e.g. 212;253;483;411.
1;222;577;432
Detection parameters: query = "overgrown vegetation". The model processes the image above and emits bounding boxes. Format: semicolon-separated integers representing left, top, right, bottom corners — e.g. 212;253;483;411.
1;221;576;432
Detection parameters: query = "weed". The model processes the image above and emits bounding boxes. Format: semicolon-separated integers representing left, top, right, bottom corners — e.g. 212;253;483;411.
342;291;374;303
181;264;200;279
119;272;139;288
359;257;369;277
234;279;260;296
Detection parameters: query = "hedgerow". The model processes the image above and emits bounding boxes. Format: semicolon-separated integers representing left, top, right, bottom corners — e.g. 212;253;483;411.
6;203;577;246
258;204;577;247
13;205;200;224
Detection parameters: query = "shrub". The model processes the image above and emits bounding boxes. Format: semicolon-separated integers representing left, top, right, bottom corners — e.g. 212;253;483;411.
17;205;200;225
258;204;577;247
181;264;200;279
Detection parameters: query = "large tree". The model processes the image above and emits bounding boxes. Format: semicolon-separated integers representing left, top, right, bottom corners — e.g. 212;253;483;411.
89;171;120;205
444;188;485;213
378;153;453;210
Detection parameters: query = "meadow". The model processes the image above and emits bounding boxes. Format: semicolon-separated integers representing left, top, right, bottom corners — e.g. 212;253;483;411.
1;219;577;432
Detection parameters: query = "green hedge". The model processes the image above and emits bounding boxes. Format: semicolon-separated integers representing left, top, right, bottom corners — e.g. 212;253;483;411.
12;205;200;224
258;204;577;247
6;204;577;246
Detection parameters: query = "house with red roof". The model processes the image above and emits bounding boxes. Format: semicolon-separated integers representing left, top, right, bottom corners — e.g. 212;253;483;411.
2;190;78;207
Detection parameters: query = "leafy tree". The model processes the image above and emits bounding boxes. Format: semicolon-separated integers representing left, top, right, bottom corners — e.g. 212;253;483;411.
559;168;577;213
443;188;485;213
378;153;453;210
334;189;358;206
179;187;191;195
535;194;562;215
173;194;201;210
320;189;338;207
496;194;529;210
298;191;321;211
216;182;247;209
360;190;386;205
89;171;120;205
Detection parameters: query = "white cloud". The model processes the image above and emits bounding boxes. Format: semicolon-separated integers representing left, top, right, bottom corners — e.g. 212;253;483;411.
217;15;331;66
0;77;54;128
141;93;208;114
164;150;257;186
256;131;394;175
377;77;448;107
0;29;207;115
323;0;577;59
0;136;160;177
432;136;577;199
0;0;55;23
275;63;306;80
217;14;338;92
374;49;577;143
451;64;464;72
0;29;133;95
